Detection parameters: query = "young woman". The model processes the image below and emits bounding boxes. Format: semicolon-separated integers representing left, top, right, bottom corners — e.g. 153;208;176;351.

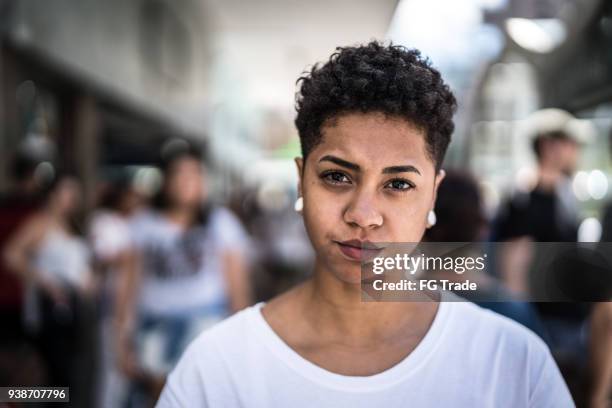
117;147;252;406
3;172;94;395
156;42;573;407
89;176;143;408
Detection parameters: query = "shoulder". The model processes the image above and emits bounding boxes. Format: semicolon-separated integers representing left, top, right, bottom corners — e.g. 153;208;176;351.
444;302;562;390
131;209;160;226
209;206;243;229
24;212;51;230
439;300;556;385
90;211;130;238
442;302;573;405
129;210;166;240
194;304;254;347
158;306;258;407
447;301;549;353
208;206;249;247
171;304;257;370
17;212;51;243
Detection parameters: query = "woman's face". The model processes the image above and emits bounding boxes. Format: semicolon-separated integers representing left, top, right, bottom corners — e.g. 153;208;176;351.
52;177;82;215
165;157;206;208
296;112;445;284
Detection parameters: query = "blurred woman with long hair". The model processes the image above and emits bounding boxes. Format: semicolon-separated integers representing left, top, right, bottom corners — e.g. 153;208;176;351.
117;146;252;406
3;171;94;400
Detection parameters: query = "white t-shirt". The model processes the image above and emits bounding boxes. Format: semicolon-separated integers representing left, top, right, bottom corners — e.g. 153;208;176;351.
156;301;574;408
33;228;91;290
89;210;133;261
131;207;248;316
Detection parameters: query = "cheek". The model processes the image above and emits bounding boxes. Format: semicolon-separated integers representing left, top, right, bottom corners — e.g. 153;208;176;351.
185;177;202;196
168;182;183;200
385;198;429;242
61;190;78;208
304;189;430;244
174;175;202;200
302;182;343;242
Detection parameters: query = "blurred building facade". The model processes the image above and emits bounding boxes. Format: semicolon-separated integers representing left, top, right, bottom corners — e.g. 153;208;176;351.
0;0;214;205
0;0;398;205
466;0;612;224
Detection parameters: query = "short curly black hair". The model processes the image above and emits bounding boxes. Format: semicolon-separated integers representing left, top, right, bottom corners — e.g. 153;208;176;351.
295;41;457;171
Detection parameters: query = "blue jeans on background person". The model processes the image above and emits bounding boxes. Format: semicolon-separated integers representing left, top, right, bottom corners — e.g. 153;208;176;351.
124;302;228;408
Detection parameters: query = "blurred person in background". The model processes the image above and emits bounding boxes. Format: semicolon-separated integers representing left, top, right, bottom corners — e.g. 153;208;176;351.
0;154;45;386
117;146;252;407
3;171;95;404
233;185;313;302
603;129;612;243
493;109;583;293
589;131;612;407
492;109;605;406
589;302;612;408
157;42;572;407
0;155;43;339
423;170;547;339
89;175;144;408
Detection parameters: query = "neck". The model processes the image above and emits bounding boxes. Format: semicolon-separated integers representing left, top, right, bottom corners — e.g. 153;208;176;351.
44;205;70;231
537;163;562;192
164;206;196;228
46;203;65;219
300;260;435;346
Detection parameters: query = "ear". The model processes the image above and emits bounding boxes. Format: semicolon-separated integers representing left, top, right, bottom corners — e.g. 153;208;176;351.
294;157;304;197
430;169;446;209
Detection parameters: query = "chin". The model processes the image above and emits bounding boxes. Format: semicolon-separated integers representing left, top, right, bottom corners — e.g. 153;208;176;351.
329;262;364;285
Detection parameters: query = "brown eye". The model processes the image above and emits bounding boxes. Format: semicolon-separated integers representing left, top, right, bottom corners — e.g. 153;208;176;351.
321;171;351;185
385;179;414;191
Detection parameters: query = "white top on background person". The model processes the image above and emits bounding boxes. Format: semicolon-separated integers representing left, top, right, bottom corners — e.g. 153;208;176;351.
114;148;252;392
157;300;571;408
156;42;573;407
130;205;249;316
4;174;92;297
25;225;91;330
90;210;133;262
3;174;93;330
120;147;252;322
33;226;91;290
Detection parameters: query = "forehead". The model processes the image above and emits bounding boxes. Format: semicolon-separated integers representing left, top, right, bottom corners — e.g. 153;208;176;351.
312;112;433;172
58;178;79;190
170;156;201;171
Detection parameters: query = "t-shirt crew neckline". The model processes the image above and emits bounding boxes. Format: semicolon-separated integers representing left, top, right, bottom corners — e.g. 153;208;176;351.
247;300;451;393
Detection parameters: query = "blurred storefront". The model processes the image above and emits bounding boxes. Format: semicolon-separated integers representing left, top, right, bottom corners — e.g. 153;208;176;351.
465;0;612;227
0;0;214;205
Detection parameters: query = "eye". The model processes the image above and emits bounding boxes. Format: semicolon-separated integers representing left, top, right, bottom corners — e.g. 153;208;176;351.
321;171;351;185
385;178;414;192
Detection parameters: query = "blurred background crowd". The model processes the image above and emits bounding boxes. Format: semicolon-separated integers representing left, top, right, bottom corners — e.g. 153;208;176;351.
0;0;611;407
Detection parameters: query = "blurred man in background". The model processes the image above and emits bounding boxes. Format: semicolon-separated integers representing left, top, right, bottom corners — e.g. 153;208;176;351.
493;108;612;407
493;109;584;296
424;169;548;339
494;109;582;244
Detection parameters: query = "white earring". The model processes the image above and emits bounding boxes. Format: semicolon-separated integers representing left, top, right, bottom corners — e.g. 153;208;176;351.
294;196;303;213
427;209;437;227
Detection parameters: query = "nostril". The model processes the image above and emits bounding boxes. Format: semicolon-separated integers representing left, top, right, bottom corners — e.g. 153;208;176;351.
343;208;383;229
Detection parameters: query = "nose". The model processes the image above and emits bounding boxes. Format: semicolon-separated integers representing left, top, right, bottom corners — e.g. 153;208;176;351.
343;189;383;229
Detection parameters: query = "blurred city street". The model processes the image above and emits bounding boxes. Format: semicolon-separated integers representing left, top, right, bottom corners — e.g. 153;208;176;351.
0;0;611;407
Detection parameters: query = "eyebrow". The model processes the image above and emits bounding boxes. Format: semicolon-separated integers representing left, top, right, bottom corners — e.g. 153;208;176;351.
318;155;421;175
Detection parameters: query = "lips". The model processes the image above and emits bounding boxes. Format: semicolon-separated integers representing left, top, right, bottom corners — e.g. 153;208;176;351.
335;239;385;262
